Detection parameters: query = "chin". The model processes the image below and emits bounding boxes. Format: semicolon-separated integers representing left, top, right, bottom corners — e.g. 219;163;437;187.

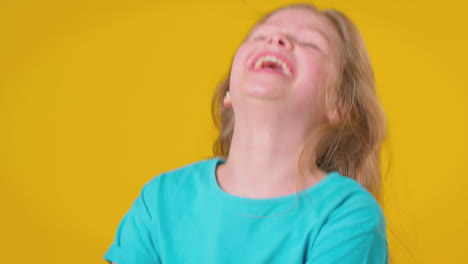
240;82;288;100
244;89;284;101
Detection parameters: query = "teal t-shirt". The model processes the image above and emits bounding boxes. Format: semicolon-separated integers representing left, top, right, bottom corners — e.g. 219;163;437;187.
104;157;388;264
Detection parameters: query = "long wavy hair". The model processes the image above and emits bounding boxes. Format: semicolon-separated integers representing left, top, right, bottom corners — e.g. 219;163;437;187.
211;3;387;199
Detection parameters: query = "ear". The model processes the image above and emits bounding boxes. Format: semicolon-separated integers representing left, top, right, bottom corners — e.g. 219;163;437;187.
328;109;340;124
223;91;232;108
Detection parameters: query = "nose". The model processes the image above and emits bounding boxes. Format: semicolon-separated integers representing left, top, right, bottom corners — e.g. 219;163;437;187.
266;33;293;50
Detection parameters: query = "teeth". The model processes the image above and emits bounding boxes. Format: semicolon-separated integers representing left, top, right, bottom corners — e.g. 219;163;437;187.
253;55;292;77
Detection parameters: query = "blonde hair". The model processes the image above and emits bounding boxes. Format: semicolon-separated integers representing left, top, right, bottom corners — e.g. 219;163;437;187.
211;4;387;199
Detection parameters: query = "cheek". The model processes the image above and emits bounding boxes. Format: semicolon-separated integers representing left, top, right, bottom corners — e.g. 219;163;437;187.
229;44;250;89
298;57;328;96
294;56;331;114
302;55;327;80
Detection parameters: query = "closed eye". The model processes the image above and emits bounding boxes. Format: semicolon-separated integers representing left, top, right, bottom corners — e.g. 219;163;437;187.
296;40;319;49
251;35;266;41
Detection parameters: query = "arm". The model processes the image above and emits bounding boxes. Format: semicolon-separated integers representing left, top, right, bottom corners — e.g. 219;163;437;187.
104;183;161;264
306;192;388;264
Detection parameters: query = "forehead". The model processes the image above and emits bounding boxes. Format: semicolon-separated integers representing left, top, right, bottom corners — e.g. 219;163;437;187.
265;8;326;26
259;8;338;42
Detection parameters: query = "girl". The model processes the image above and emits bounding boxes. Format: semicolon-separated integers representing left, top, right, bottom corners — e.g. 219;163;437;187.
105;3;388;264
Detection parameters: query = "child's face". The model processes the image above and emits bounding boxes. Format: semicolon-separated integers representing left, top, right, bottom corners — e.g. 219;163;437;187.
229;8;339;124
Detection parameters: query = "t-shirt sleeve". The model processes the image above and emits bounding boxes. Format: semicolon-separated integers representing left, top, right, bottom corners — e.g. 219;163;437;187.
306;192;389;264
104;182;161;264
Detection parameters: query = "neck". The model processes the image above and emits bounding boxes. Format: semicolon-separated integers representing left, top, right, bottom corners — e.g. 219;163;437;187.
216;107;326;199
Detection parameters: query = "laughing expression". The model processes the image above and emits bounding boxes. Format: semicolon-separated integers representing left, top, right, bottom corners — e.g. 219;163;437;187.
229;7;339;121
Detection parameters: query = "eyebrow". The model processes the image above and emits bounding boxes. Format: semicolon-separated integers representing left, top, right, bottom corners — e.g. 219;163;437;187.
257;23;331;45
301;25;331;44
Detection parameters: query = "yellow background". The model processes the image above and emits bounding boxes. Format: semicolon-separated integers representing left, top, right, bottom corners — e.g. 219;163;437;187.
1;0;467;263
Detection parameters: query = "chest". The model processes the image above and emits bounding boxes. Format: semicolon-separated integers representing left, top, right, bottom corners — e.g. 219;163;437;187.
154;199;322;264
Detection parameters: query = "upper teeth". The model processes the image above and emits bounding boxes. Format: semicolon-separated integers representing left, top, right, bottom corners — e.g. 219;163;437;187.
254;56;292;77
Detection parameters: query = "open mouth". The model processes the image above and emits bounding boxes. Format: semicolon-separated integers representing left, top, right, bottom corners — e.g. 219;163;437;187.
251;54;293;77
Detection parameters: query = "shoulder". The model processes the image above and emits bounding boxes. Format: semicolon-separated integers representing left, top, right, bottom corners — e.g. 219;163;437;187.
319;172;386;234
306;173;388;263
139;157;221;199
145;157;219;183
154;157;219;182
321;172;382;208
